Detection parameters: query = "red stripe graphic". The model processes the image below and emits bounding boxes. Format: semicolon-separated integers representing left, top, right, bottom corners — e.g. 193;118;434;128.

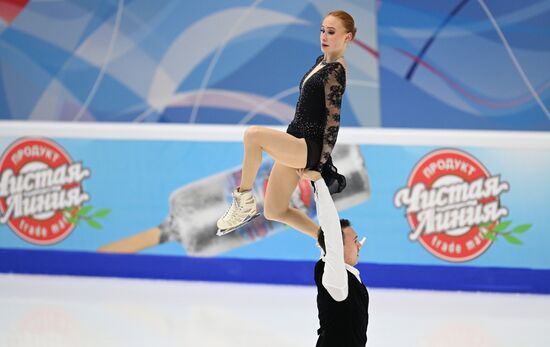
0;0;29;24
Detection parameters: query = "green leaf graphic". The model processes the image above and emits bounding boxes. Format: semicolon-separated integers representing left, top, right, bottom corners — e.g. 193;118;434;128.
93;209;111;218
86;219;102;229
76;205;94;217
479;222;492;228
503;234;522;245
492;220;512;233
511;224;532;234
484;232;496;241
67;216;80;224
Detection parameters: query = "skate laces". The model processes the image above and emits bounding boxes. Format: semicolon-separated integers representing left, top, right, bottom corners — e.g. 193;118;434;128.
233;191;252;215
219;190;255;226
220;191;239;219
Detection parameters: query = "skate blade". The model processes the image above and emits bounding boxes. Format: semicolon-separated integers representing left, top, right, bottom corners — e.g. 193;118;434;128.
216;213;260;236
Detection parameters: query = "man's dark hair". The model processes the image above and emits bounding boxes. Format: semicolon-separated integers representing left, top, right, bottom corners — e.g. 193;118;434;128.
317;219;351;255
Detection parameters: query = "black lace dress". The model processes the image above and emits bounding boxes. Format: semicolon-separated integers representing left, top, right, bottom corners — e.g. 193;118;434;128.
287;55;347;194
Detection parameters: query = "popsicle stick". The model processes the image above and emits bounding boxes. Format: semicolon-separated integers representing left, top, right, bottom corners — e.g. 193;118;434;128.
97;227;161;253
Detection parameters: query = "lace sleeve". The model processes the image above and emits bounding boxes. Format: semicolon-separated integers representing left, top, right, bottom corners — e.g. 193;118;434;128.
318;63;346;170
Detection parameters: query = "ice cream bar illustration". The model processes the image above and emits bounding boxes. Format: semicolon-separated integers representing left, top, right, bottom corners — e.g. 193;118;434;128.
98;145;370;256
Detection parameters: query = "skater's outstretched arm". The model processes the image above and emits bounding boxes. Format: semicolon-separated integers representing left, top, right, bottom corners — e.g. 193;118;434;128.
300;169;348;302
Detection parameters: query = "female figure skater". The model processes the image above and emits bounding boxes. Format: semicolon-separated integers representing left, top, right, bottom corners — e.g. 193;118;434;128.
217;10;357;237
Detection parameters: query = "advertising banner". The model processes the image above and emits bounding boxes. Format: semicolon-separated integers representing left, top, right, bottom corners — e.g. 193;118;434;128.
1;126;549;293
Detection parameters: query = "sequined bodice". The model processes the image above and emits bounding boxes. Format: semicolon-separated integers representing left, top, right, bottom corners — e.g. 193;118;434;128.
287;55;346;170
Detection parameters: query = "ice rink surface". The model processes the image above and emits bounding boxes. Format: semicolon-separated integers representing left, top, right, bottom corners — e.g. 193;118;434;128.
1;273;549;347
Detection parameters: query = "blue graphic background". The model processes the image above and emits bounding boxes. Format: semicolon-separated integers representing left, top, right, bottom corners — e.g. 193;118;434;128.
378;0;550;130
0;0;380;126
2;0;550;130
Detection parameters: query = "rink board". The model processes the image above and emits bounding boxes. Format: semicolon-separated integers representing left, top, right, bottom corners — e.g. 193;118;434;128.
1;122;549;293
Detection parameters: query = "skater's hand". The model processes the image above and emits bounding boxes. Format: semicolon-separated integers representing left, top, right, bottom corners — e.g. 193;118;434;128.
296;169;322;182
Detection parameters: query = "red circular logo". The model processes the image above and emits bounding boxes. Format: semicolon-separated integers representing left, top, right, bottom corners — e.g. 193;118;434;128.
0;138;90;245
394;149;509;262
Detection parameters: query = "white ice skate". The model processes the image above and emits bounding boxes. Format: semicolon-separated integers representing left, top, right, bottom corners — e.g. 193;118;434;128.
216;188;260;236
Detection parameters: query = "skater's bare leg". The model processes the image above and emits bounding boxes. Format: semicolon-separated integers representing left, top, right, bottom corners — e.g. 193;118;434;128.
217;126;310;234
240;126;307;191
264;162;319;239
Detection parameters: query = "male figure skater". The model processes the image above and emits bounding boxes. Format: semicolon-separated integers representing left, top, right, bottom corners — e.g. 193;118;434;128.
300;169;369;346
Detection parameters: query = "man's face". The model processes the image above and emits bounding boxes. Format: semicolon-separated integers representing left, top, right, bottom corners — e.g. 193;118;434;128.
343;226;362;266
